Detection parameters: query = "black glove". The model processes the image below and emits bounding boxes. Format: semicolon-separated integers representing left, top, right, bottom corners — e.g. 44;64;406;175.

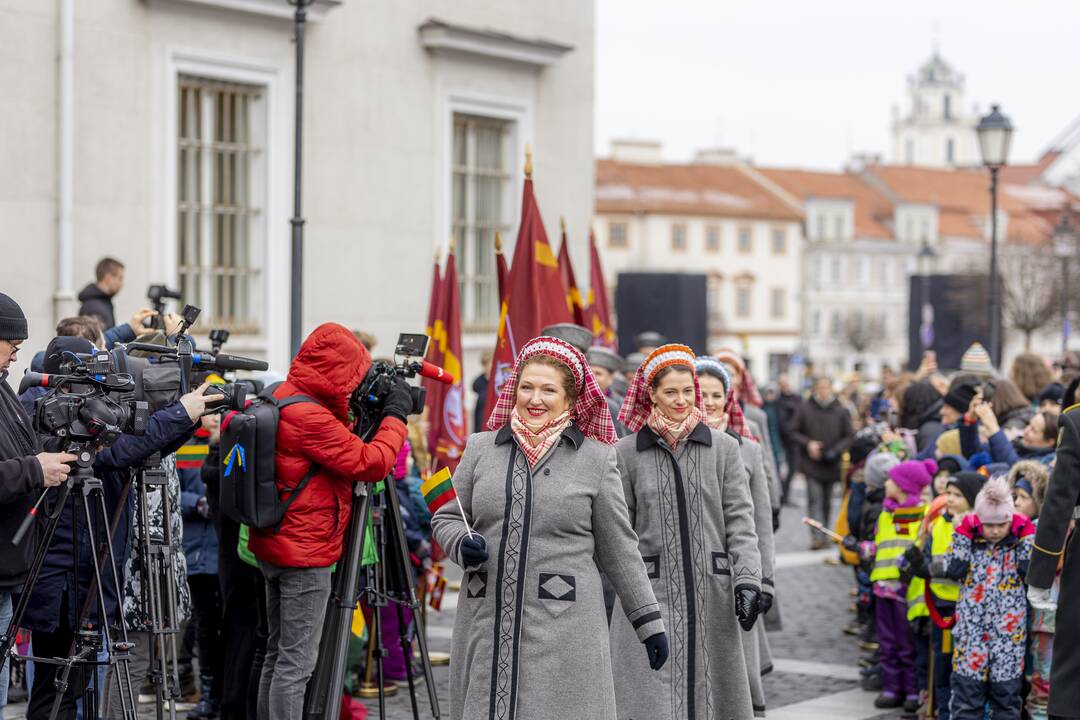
381;377;415;423
459;534;489;569
734;585;761;632
643;632;669;670
772;508;781;532
842;534;859;553
759;590;774;616
902;543;925;568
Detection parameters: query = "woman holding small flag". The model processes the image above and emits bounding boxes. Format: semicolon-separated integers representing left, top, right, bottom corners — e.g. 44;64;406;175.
431;336;668;720
610;345;762;720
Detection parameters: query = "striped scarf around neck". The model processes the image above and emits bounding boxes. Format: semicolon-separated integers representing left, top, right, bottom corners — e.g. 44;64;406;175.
511;408;572;467
647;405;705;450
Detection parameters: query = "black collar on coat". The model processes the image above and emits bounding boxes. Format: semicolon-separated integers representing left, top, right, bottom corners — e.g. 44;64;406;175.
636;421;713;451
494;421;585;450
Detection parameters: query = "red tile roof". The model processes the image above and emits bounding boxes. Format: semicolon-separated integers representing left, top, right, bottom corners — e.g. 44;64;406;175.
757;167;894;239
595;158;801;222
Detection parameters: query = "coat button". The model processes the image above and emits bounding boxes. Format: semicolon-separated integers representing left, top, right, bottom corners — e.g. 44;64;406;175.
544;468;551;476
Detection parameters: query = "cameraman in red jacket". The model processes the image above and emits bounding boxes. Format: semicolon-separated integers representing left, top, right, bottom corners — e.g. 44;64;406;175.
250;323;410;720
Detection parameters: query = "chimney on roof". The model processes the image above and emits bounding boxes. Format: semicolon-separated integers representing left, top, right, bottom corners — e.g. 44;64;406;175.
610;139;663;164
848;152;882;173
694;147;740;165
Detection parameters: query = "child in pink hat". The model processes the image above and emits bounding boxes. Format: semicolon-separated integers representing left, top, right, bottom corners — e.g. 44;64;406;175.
942;477;1036;719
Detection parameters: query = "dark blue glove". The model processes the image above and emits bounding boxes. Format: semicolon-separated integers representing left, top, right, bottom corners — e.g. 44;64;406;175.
734;585;761;631
643;632;668;670
459;534;489;568
759;590;774;616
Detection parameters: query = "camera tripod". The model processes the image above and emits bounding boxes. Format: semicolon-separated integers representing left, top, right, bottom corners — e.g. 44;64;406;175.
305;467;440;720
0;449;138;720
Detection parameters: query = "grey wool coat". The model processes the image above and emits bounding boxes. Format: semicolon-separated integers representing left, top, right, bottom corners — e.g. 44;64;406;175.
609;423;762;720
431;424;665;720
736;434;777;717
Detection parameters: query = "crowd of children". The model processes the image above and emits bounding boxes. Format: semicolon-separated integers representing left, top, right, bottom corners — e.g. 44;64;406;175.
836;345;1071;720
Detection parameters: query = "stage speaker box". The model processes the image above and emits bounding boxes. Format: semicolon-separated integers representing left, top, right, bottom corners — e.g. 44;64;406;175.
908;273;993;370
616;272;709;355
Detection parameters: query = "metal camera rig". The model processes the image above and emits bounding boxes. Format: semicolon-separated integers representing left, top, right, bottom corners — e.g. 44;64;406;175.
305;333;442;720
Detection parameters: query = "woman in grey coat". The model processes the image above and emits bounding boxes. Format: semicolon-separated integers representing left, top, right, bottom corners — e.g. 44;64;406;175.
612;345;762;720
432;336;667;720
698;358;777;717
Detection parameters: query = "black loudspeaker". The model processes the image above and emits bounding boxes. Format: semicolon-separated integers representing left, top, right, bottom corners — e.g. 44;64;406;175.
908;273;992;371
616;273;709;355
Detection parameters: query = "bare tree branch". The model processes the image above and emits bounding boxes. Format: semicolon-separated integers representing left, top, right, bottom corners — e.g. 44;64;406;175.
1000;243;1060;349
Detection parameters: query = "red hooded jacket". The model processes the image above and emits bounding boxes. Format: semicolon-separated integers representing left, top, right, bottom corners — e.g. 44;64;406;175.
249;323;407;568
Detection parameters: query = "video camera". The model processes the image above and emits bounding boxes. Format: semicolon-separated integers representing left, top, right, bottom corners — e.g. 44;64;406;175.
19;349;150;448
350;333;451;424
146;284;183;330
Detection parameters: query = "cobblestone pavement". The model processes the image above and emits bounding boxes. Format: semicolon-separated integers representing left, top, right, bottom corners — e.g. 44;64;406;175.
8;477;917;719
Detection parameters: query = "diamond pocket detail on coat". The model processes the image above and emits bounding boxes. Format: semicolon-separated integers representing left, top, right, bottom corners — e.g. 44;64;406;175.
466;571;488;599
711;551;731;576
642;554;660;580
538;573;576;601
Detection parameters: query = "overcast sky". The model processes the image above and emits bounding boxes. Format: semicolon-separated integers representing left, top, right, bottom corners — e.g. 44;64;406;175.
595;0;1079;170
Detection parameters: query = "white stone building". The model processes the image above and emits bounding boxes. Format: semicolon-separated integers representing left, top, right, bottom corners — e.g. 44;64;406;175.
1;0;595;384
594;143;803;381
892;51;980;168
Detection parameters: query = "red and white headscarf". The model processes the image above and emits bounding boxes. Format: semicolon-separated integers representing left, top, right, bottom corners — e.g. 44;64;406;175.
618;344;706;433
486;336;618;445
714;349;764;408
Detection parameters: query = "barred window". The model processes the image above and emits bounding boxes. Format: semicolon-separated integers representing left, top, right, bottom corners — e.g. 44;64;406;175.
452;115;513;329
177;76;262;333
705;225;720;253
609;222;628;249
671;224;688;252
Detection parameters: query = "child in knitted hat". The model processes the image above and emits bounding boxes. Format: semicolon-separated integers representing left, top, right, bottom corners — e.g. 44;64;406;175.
856;459;935;711
942;476;1035;719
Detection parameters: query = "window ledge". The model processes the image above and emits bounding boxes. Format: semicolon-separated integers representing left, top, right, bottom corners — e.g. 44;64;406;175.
418;17;573;68
153;0;341;22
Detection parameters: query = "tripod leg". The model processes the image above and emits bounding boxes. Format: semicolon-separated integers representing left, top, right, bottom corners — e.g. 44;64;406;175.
395;602;421;720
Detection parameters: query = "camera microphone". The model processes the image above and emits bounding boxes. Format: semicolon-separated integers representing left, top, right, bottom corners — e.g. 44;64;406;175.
192;352;270;372
413;360;454;385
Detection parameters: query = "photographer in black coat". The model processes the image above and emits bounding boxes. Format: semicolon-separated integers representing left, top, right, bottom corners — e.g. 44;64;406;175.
0;294;79;719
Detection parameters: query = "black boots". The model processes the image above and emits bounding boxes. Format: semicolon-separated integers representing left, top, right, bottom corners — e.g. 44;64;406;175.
186;674;219;719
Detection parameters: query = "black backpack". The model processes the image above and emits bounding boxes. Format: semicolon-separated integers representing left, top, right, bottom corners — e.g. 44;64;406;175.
218;382;319;530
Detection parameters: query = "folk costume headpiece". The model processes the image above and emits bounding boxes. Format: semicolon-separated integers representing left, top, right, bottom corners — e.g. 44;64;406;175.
694;357;753;439
486;336;618;445
619;344;705;433
714;349;764;409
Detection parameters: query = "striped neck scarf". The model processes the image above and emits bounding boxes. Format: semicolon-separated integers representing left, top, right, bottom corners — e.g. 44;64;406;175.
511;409;572;467
647;406;705;450
704;412;728;432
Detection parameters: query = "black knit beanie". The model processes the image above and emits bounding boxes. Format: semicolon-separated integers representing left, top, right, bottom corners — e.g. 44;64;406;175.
944;382;978;413
0;293;28;341
947;471;988;508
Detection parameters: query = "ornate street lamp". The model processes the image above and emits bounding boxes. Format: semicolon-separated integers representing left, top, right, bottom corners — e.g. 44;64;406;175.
288;0;317;356
1054;212;1076;355
976;104;1014;366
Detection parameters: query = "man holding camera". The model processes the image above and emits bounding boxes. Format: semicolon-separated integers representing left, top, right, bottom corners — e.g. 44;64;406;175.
249;323;411;720
0;294;79;718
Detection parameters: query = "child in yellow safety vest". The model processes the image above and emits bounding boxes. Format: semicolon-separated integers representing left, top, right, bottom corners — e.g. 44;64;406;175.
903;471;987;720
851;458;935;713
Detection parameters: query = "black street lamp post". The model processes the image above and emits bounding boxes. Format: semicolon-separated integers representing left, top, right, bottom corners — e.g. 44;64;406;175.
976;104;1014;367
289;0;316;357
1054;212;1076;355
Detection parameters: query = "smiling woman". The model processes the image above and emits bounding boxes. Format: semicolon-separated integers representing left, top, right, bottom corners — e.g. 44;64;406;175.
431;335;668;720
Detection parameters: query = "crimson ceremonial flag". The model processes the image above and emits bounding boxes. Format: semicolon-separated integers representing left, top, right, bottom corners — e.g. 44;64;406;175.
557;218;587;327
422;251;446;415
482;159;572;422
425;251;442;337
585;229;617;350
495;231;510;307
427;249;467;470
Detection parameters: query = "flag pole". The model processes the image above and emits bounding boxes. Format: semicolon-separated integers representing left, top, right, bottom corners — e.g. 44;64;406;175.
456;494;475;539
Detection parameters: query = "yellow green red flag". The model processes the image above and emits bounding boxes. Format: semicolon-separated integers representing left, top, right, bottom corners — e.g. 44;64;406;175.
421;467;456;514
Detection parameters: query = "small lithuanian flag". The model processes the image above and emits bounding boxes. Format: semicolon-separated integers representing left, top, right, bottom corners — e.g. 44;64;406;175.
421;467;456;514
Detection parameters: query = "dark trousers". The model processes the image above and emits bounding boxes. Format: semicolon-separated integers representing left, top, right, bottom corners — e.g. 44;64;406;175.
875;596;916;698
781;440;799;504
950;674;1022;720
931;622;953;720
806;475;836;538
247;572;268;720
28;600;88;720
188;574;223;698
216;559;263;720
911;619;930;693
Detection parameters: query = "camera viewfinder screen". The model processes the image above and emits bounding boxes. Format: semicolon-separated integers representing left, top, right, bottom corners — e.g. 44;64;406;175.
396;333;429;358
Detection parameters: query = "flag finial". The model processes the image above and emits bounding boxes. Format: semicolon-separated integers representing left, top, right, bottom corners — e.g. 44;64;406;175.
524;144;533;179
560;216;567;233
434;246;442;263
449;233;457;254
494;230;503;253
